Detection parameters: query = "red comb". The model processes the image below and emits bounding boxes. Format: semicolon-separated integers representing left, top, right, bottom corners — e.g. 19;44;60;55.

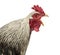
32;5;45;20
32;5;45;14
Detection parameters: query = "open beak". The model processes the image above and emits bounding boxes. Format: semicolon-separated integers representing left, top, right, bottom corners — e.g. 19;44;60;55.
41;14;48;26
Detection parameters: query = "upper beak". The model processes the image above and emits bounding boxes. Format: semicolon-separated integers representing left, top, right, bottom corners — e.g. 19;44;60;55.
45;14;49;17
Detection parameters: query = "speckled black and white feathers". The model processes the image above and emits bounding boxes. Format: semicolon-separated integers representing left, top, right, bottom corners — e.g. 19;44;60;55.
0;18;30;55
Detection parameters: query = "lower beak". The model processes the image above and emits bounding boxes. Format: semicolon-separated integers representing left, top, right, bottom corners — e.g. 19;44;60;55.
42;22;44;26
41;21;44;26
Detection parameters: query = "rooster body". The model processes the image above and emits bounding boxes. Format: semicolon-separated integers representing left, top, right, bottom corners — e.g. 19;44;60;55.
0;5;47;55
0;18;30;55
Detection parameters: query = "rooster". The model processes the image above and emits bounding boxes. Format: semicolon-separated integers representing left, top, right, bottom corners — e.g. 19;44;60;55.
0;5;48;55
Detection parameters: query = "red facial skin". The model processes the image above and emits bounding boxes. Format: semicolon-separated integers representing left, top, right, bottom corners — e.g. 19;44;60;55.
29;13;44;32
29;5;45;32
29;18;42;32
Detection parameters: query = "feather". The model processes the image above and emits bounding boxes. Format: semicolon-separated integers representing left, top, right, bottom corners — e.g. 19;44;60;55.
0;18;30;55
0;5;47;55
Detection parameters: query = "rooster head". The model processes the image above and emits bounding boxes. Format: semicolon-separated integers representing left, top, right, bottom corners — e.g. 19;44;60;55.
29;5;48;32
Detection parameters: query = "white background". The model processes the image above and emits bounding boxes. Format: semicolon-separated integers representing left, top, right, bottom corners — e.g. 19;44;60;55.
0;0;60;55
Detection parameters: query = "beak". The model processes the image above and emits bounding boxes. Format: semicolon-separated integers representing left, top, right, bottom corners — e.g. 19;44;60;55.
42;22;44;26
40;20;44;26
45;14;49;17
40;14;48;26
